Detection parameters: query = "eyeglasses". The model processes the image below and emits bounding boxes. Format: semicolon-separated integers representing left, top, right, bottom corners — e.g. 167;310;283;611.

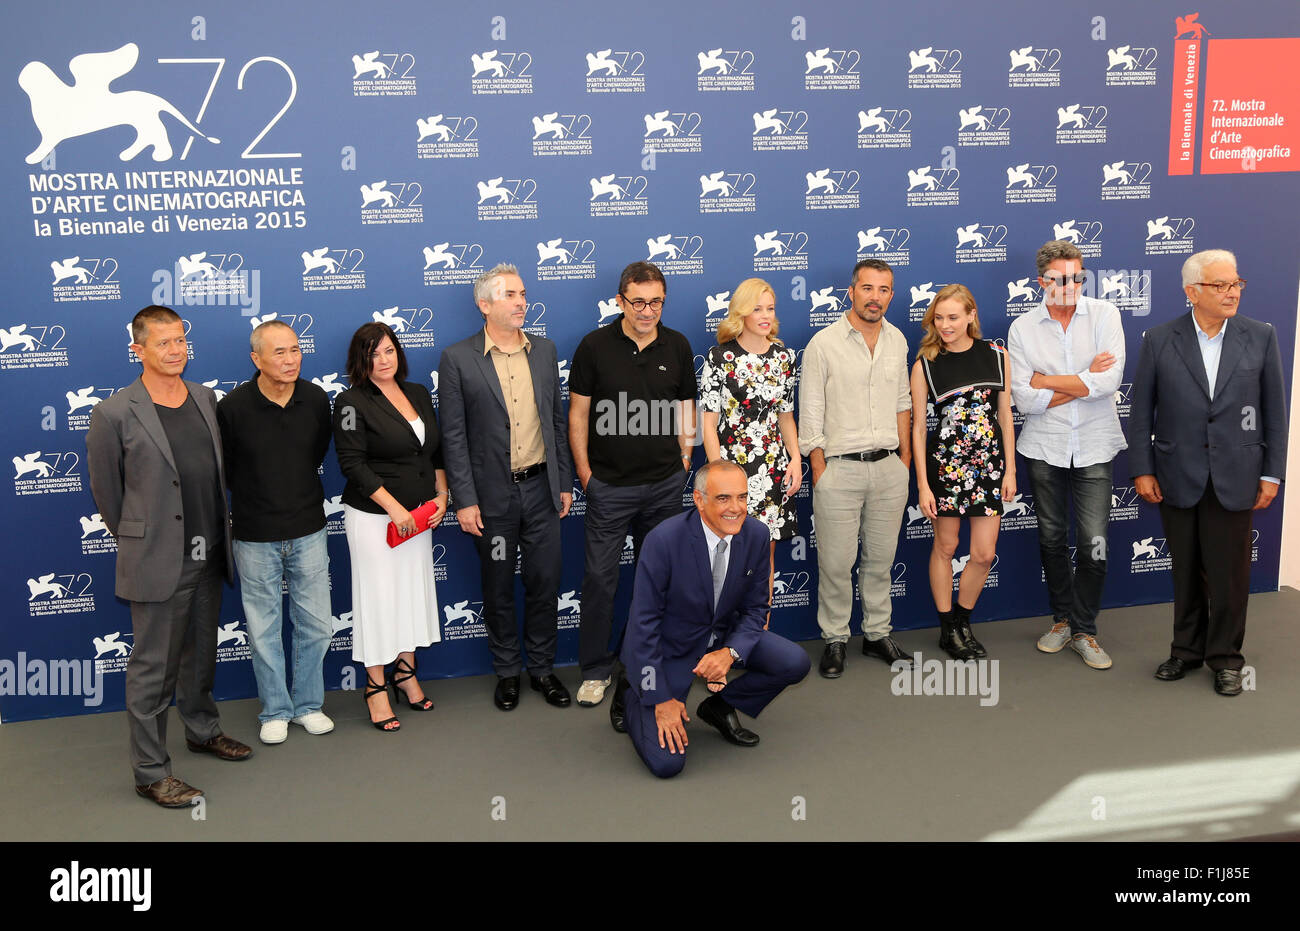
620;295;665;312
1042;272;1088;285
1194;279;1246;294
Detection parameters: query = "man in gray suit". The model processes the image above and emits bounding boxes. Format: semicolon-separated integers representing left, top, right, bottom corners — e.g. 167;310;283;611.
87;305;252;808
438;264;574;711
1130;249;1287;696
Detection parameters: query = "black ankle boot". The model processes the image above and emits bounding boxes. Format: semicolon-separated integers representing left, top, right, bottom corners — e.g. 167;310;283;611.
952;603;987;658
938;609;977;661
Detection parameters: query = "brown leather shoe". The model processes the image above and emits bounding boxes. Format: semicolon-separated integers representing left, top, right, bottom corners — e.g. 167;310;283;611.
135;775;204;807
185;734;253;761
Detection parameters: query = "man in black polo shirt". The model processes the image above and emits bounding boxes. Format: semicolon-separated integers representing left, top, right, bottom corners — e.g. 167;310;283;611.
568;261;696;729
217;320;335;746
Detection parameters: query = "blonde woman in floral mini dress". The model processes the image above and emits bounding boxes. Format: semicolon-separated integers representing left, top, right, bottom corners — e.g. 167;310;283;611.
910;284;1016;661
699;278;802;622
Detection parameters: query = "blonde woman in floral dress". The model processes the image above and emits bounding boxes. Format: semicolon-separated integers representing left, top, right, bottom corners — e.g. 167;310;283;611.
910;284;1015;661
699;278;801;621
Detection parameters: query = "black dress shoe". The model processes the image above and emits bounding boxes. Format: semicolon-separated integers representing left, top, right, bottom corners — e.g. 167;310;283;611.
696;695;759;747
862;635;911;666
529;674;571;708
494;675;520;711
1154;656;1202;681
1214;669;1243;697
608;677;628;733
819;642;846;678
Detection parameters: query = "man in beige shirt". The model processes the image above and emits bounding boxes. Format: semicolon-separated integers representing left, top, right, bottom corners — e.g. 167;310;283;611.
438;263;574;711
799;259;914;678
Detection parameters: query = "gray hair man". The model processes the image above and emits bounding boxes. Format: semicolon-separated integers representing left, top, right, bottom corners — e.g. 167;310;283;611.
217;319;335;745
438;264;574;711
1130;249;1286;695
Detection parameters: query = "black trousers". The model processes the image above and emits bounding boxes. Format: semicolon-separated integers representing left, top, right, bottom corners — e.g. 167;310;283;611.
578;472;684;679
1158;477;1253;672
472;470;562;677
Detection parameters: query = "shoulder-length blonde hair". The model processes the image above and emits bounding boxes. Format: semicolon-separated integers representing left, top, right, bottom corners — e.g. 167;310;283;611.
917;283;981;361
716;277;782;346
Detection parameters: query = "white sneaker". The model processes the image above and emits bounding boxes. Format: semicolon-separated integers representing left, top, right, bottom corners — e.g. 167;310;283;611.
1070;634;1113;670
259;719;289;744
291;711;335;735
575;677;612;707
1036;621;1072;654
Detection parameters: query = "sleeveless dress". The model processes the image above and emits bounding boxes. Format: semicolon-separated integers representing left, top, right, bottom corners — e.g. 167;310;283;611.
920;339;1007;517
698;339;799;540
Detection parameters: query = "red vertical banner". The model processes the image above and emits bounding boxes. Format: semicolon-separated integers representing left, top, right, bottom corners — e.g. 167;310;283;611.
1168;39;1201;175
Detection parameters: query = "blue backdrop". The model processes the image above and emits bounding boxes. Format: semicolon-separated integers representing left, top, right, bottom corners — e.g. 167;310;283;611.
1;0;1295;720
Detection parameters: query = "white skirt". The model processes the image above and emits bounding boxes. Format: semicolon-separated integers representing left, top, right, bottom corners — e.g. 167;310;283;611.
343;504;441;667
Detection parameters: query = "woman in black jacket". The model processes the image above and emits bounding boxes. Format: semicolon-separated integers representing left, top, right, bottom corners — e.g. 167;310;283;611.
334;322;448;732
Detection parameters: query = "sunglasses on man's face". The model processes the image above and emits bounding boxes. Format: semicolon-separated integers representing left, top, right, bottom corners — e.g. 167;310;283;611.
1042;272;1088;286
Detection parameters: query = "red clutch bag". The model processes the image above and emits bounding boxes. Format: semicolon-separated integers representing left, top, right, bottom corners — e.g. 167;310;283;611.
385;500;442;548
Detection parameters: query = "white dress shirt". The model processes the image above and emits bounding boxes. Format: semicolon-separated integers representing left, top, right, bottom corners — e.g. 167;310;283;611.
1006;295;1127;468
1191;313;1226;398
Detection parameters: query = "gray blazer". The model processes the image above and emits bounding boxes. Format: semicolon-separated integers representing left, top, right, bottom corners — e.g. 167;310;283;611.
86;378;235;602
1129;312;1287;511
438;330;572;515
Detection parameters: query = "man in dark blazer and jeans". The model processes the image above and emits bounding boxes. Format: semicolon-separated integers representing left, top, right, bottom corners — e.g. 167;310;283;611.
1129;249;1287;696
87;305;251;808
439;263;573;710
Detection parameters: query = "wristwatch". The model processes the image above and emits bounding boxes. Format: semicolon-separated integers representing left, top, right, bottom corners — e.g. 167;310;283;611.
728;647;740;661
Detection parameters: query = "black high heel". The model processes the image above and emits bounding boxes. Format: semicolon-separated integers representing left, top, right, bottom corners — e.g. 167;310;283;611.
364;674;400;732
392;657;434;711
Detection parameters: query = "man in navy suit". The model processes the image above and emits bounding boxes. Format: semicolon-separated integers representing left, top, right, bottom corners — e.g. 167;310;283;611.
618;460;810;778
1129;249;1287;696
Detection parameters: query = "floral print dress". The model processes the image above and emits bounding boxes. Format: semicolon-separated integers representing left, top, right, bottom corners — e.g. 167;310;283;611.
920;339;1007;517
699;339;799;540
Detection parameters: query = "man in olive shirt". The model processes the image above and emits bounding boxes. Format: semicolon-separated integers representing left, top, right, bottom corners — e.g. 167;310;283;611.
568;261;696;730
217;320;334;745
438;264;574;711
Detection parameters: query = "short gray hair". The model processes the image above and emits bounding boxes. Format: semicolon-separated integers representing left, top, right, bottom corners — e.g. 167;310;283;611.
694;459;746;494
1035;239;1083;276
250;319;294;353
473;263;521;305
1181;249;1237;288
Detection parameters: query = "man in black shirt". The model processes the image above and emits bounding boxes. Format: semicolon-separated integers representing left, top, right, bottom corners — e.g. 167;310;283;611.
568;262;696;729
217;320;334;746
87;305;252;809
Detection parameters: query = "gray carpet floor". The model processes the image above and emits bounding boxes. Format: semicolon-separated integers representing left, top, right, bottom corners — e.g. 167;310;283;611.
3;590;1297;842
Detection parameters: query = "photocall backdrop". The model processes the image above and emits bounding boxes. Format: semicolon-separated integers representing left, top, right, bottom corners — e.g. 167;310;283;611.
1;0;1295;721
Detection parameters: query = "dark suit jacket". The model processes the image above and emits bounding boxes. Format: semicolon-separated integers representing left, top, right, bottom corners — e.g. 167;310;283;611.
85;377;234;601
333;379;444;514
437;330;572;514
1129;311;1287;511
620;510;770;707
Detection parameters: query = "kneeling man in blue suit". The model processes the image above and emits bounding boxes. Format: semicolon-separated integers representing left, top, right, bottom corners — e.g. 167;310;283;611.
618;460;810;778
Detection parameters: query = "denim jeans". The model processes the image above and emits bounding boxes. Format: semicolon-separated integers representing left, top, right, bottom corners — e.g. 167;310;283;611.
232;528;332;722
1025;458;1112;636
